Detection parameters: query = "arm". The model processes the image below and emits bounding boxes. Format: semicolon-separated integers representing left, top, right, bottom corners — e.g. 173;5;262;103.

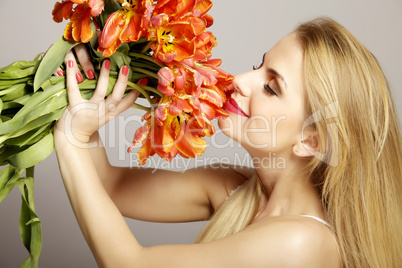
86;130;249;222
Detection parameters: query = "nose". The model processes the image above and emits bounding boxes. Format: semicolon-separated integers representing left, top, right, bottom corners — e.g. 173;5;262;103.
232;71;252;97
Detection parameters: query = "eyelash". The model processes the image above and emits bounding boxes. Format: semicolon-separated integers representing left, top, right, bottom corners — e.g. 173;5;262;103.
253;65;278;96
264;83;277;96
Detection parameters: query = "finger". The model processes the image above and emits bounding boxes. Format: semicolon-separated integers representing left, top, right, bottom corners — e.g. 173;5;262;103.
65;56;83;105
53;67;64;77
112;89;140;116
64;49;83;83
106;65;129;105
91;60;110;101
74;44;95;80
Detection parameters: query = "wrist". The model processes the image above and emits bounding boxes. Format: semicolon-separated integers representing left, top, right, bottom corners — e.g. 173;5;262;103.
54;127;93;149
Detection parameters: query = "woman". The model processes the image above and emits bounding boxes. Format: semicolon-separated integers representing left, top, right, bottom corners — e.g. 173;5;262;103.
54;17;402;267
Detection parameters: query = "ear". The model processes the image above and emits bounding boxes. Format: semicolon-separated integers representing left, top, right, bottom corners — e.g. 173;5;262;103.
293;130;319;158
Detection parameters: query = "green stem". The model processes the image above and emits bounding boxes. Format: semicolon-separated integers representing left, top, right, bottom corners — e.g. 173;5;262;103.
127;81;152;104
131;67;158;79
26;166;34;178
141;86;163;97
128;53;165;68
131;103;150;112
140;44;150;54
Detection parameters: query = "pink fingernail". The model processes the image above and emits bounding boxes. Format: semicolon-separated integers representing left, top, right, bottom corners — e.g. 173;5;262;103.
137;78;148;86
122;66;129;76
76;73;83;83
68;60;74;68
57;70;64;76
87;69;95;79
105;60;110;70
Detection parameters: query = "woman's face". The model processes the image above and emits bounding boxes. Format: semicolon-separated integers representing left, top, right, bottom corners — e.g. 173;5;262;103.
218;33;307;159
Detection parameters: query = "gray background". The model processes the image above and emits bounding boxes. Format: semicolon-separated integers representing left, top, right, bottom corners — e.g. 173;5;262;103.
0;0;401;267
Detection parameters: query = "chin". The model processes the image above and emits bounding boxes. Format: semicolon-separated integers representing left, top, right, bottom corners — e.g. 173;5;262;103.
217;117;231;137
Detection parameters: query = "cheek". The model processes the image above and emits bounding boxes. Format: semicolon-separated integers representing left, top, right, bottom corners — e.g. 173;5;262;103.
244;100;304;151
242;115;288;150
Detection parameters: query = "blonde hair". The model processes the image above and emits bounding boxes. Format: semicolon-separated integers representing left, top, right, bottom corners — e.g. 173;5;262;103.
195;17;402;268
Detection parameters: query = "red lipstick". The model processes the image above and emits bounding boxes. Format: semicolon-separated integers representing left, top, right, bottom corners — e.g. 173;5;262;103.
224;97;249;117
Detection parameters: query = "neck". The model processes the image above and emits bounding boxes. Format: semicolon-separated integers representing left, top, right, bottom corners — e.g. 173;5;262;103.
251;153;324;221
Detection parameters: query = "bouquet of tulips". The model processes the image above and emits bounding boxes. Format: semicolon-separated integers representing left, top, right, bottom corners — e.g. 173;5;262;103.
0;0;233;266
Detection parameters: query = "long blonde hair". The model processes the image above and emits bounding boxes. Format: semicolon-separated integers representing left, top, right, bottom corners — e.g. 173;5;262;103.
195;17;402;268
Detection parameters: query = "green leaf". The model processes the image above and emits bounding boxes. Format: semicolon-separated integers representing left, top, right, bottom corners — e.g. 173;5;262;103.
0;168;24;203
89;21;99;50
0;77;32;88
0;167;42;268
10;80;65;122
0;115;11;123
19;182;33;250
6;132;54;169
0;83;31;102
110;43;131;71
17;175;42;268
0;109;62;144
0;165;15;192
1;93;33;111
34;37;80;91
5;122;53;147
0;60;39;80
0;94;66;137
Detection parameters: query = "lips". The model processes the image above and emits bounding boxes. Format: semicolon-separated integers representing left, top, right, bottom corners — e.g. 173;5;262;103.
223;96;249;117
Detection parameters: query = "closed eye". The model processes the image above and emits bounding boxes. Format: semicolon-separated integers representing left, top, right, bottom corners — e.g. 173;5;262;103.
264;83;277;96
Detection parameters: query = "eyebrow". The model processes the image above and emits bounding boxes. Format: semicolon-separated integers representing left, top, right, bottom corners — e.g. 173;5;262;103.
268;68;288;90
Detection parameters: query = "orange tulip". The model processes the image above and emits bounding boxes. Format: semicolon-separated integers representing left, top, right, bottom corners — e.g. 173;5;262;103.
98;0;152;57
148;14;196;63
52;0;104;43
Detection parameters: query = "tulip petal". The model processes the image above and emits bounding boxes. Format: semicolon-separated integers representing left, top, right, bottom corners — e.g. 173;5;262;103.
155;105;168;126
52;1;74;23
157;85;175;96
168;99;193;116
88;0;104;17
195;0;213;16
157;67;174;86
154;0;196;18
137;139;155;165
176;123;206;158
98;11;126;49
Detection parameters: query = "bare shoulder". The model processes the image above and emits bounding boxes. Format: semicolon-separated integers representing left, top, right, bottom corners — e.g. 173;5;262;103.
241;215;341;268
138;215;341;267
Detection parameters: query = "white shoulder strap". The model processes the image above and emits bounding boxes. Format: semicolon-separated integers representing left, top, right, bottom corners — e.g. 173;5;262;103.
299;215;331;227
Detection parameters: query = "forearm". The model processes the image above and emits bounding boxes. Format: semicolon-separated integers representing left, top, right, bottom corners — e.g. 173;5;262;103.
87;131;117;187
54;130;142;266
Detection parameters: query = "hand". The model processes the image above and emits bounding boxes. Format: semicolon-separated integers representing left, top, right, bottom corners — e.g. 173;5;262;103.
54;56;140;145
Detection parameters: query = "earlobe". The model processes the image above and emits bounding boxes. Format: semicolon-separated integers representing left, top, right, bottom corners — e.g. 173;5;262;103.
293;132;319;158
293;143;316;157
